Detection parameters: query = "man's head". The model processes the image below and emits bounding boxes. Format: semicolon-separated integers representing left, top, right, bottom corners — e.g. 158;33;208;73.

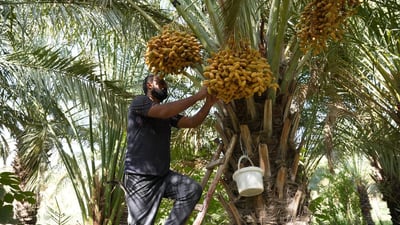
142;74;168;102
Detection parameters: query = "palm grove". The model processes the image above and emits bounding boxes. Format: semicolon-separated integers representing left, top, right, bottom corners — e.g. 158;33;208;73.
0;0;399;225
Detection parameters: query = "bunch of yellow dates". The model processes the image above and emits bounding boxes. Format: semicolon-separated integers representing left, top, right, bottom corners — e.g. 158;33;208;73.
203;40;273;103
145;26;202;76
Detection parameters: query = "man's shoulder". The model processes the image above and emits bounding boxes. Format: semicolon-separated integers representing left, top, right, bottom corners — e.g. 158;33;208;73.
129;95;153;113
133;95;148;100
131;95;150;103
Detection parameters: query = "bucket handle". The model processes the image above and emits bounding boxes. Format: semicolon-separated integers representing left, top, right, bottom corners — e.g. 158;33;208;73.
237;155;255;169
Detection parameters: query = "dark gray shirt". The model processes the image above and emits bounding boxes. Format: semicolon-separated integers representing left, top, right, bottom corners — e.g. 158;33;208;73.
124;95;182;176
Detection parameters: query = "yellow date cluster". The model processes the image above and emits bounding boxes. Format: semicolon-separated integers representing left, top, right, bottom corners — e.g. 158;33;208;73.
145;27;202;76
203;43;273;103
297;0;361;54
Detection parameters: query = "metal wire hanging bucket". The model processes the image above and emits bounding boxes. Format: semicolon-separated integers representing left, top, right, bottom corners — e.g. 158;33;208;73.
232;155;264;197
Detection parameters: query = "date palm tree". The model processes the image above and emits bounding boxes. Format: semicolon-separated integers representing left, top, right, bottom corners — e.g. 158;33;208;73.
144;0;364;223
338;2;400;223
307;1;400;224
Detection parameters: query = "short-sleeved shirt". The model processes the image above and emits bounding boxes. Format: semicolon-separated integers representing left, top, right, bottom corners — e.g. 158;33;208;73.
124;95;182;176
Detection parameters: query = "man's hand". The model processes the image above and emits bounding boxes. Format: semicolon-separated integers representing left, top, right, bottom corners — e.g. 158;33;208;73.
205;92;219;106
195;86;209;100
199;85;219;106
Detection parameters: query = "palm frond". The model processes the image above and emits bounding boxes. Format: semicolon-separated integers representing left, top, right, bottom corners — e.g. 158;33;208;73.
0;135;11;165
171;0;219;53
219;0;258;45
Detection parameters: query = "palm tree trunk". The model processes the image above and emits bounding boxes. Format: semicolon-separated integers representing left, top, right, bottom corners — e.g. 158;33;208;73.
12;157;39;225
356;182;375;225
371;158;400;225
212;93;311;224
205;63;323;224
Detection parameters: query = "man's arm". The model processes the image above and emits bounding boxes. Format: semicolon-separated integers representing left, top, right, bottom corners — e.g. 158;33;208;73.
147;86;208;119
177;94;218;128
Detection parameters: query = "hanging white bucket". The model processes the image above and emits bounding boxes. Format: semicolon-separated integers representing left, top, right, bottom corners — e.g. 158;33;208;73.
233;155;264;197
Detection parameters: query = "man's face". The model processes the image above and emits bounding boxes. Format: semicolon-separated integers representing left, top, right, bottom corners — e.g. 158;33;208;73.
150;76;168;102
153;76;168;89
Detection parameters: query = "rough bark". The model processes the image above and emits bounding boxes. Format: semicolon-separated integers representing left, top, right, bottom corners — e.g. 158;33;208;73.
356;182;375;225
371;157;400;225
209;94;311;225
12;157;39;225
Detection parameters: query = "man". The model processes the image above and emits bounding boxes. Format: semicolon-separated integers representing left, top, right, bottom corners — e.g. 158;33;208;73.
124;74;218;225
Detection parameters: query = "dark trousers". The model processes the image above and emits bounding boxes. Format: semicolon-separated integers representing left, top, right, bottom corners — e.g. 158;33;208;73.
123;170;202;225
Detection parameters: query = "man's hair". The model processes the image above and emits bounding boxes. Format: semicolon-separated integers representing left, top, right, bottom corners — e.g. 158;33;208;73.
142;74;155;94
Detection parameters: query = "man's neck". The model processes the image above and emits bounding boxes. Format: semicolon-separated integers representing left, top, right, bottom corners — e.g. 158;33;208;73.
147;93;160;103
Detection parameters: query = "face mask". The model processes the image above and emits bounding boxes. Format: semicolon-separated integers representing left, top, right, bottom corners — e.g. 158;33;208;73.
151;88;168;102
